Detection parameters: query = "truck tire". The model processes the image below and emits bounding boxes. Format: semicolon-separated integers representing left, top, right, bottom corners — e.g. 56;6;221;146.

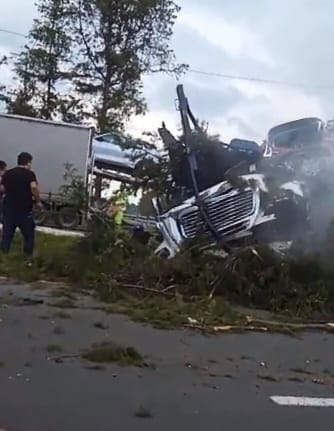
57;206;80;229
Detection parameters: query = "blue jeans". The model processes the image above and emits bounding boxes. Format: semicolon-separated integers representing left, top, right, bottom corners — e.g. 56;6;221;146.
1;208;35;256
0;198;3;223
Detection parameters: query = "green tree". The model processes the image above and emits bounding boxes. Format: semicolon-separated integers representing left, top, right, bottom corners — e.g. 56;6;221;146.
71;0;186;131
0;56;8;105
6;53;38;117
7;0;78;120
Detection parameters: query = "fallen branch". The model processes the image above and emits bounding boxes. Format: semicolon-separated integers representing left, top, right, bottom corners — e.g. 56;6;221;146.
186;317;334;335
245;316;334;332
115;282;174;297
48;353;81;362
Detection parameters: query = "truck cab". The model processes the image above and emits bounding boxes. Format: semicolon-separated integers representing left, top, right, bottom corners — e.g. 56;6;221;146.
262;117;334;178
266;117;325;157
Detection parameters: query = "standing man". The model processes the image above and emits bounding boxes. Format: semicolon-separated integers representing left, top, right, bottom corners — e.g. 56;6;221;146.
0;160;6;178
0;152;41;258
0;160;7;195
0;160;7;221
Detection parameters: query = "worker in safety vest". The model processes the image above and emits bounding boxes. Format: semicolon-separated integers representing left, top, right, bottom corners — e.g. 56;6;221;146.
106;194;127;226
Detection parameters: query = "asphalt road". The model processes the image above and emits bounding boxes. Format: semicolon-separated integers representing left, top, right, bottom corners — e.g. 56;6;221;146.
1;281;334;431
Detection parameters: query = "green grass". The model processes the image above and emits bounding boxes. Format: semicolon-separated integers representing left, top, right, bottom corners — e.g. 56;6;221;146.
102;292;243;330
82;341;146;367
0;231;246;328
51;298;76;309
0;232;76;282
2;228;334;330
50;288;77;300
45;344;63;354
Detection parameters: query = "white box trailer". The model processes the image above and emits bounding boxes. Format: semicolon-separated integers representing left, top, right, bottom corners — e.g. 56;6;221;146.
0;114;94;228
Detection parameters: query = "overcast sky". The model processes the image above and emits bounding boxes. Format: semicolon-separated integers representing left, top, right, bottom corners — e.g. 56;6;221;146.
1;0;334;142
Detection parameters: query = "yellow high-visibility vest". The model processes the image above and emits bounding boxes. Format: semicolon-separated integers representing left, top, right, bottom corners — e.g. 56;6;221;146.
113;209;124;225
109;196;126;225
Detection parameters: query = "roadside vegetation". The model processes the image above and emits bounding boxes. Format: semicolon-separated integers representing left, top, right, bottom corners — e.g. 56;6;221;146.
2;216;334;330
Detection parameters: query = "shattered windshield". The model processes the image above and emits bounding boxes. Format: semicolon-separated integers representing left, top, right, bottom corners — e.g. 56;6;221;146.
269;120;322;149
95;133;123;146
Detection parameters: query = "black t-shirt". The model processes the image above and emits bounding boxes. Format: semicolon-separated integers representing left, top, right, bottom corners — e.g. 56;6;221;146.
2;167;37;213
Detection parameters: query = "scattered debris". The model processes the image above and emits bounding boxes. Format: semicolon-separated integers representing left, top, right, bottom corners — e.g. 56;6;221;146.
82;341;147;367
48;354;80;363
93;322;109;330
290;368;314;376
203;382;219;390
45;344;63;354
185;362;202;371
22;298;44;305
288;376;305;383
186;318;334;335
50;288;77;301
312;378;326;385
256;374;280;383
51;298;76;309
134;405;153;419
53;325;65;335
53;311;72;320
84;365;106;371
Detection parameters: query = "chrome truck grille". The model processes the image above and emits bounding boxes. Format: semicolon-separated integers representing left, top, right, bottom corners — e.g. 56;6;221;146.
179;189;256;239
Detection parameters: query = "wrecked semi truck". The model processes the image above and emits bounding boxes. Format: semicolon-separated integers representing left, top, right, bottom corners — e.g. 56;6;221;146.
98;85;309;257
150;85;310;257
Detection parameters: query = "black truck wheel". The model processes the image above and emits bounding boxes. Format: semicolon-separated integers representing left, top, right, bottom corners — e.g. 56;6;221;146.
57;206;80;229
